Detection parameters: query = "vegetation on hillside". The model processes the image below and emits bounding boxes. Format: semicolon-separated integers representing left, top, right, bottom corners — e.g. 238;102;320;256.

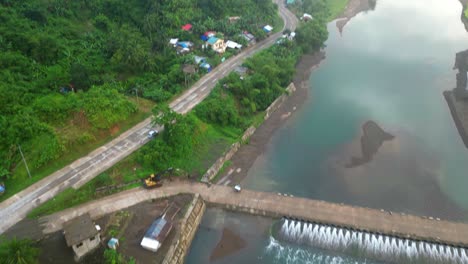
0;0;279;196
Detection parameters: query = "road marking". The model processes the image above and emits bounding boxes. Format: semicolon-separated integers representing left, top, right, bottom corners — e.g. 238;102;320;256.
211;78;218;84
187;93;198;101
201;86;207;91
200;79;207;85
222;70;227;75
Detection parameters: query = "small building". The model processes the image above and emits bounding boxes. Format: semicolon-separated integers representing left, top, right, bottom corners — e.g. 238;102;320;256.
169;38;178;46
140;204;181;253
63;214;101;261
194;56;207;65
204;31;217;38
286;0;296;5
302;13;313;21
207;37;226;53
200;62;212;72
226;40;242;49
242;31;256;45
288;32;296;40
181;24;192;31
228;16;241;23
234;66;248;77
263;25;273;34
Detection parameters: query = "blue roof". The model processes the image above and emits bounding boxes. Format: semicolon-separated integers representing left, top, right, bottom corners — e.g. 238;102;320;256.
207;37;218;45
107;238;118;247
200;35;209;41
0;185;4;193
145;218;168;239
286;0;295;4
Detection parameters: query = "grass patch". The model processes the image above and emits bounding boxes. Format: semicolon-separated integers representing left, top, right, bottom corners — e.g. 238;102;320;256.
327;0;349;21
2;98;155;203
465;6;468;19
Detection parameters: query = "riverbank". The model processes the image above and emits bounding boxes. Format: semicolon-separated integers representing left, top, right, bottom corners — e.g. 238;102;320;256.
445;49;468;148
215;0;374;187
460;0;468;31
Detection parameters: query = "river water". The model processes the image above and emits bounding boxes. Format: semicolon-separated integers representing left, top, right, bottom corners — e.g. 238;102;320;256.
187;0;468;263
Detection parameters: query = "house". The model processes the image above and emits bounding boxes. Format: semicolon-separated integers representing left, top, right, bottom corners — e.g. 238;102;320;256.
226;40;242;49
181;24;192;31
286;0;296;5
207;37;226;53
302;13;313;21
242;31;256;45
263;25;273;34
63;214;101;261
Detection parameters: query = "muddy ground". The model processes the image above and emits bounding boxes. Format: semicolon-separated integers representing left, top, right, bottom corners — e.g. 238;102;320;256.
37;194;193;264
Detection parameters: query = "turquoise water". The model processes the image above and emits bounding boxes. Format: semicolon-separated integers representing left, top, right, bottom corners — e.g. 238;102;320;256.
187;0;468;262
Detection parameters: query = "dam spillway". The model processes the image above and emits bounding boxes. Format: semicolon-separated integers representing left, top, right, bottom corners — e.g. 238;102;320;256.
276;219;468;263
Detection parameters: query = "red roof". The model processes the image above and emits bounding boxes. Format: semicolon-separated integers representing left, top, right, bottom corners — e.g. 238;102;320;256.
182;24;192;31
204;31;216;36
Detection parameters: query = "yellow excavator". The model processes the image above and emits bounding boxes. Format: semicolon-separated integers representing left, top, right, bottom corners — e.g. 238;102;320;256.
142;168;174;189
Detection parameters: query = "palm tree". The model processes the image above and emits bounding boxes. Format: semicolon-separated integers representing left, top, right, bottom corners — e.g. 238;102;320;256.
0;237;40;264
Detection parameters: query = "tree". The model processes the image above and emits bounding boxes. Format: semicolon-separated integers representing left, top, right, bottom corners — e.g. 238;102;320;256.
295;19;328;53
0;237;40;264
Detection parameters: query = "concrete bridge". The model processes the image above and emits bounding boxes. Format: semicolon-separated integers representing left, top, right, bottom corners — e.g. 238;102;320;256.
37;180;468;248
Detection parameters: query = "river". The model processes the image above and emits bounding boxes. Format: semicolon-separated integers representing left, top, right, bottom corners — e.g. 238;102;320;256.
187;0;468;263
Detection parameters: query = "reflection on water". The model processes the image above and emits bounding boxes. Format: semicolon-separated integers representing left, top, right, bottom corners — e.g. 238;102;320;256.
244;0;468;220
189;0;468;263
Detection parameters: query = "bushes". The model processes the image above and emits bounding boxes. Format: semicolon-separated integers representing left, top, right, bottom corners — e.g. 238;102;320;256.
195;89;240;126
79;84;137;129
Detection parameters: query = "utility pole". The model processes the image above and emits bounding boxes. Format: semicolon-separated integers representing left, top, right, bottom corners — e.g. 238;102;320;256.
18;145;31;179
134;87;139;105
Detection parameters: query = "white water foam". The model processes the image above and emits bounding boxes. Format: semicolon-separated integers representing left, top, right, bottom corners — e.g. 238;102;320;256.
265;236;375;264
278;219;468;264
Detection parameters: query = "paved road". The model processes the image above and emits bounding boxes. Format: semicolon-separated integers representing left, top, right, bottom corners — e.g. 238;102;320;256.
0;1;298;234
40;180;468;248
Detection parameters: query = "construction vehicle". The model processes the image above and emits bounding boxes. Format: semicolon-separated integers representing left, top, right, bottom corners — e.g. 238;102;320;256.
143;173;162;189
142;168;174;189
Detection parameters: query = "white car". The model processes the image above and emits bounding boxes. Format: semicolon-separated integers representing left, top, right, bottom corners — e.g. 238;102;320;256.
234;185;241;192
148;130;159;138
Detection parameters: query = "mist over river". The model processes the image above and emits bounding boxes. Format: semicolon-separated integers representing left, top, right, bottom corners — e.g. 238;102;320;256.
187;0;468;262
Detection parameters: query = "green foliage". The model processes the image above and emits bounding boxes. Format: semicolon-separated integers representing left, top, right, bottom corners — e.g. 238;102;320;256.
465;6;468;19
195;89;240;126
295;19;329;53
0;237;40;264
79;84;137;129
104;249;135;264
0;0;280;196
195;42;301;127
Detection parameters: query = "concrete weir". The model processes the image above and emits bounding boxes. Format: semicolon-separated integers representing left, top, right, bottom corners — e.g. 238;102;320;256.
39;181;468;260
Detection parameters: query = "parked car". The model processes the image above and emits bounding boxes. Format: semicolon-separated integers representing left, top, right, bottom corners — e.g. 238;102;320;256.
234;185;241;192
148;129;159;138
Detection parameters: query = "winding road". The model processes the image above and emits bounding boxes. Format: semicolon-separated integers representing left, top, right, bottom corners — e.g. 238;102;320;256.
0;1;298;234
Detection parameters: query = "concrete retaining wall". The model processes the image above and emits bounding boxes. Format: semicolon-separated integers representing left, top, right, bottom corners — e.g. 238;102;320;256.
163;194;206;264
444;91;468;148
201;83;296;182
264;83;296;120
